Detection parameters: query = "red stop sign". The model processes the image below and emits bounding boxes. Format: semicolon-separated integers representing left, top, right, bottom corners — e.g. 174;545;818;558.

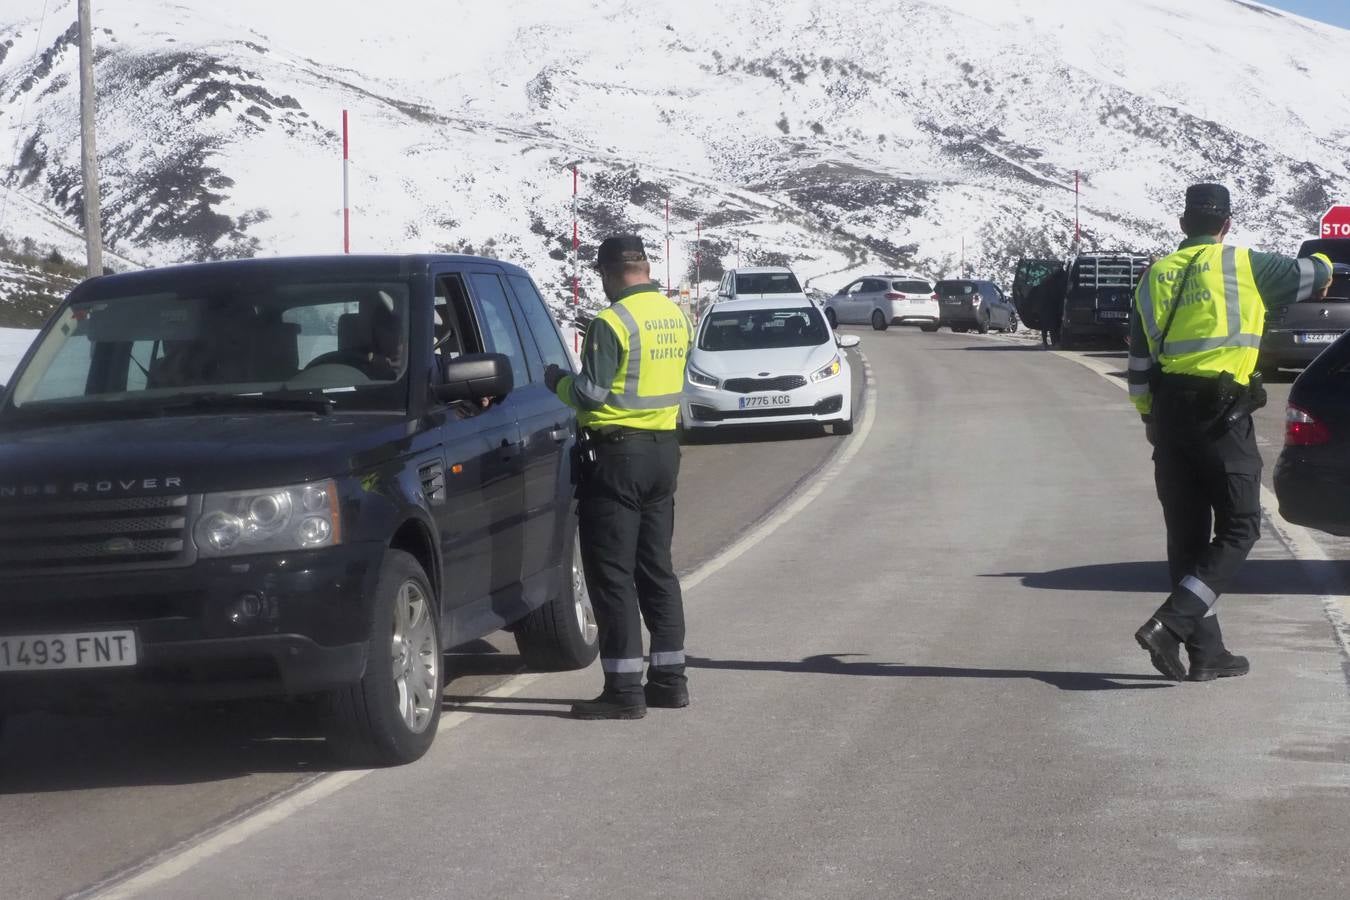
1322;205;1350;239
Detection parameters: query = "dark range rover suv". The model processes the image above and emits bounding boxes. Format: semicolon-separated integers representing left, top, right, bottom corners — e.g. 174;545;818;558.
0;255;598;765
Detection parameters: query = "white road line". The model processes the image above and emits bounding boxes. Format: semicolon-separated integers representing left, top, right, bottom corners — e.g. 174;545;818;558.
83;354;879;900
683;351;877;592
1052;349;1350;663
84;672;546;900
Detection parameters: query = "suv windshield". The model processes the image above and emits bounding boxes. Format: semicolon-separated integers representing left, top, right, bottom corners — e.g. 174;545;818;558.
936;281;975;296
735;272;802;295
892;280;932;294
699;307;828;351
6;276;412;418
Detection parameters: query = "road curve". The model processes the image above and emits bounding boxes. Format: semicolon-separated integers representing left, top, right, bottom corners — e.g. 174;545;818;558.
63;327;1350;900
0;358;865;900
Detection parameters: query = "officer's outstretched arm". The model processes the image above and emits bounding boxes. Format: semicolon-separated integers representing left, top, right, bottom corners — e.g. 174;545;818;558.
557;318;622;412
1249;250;1334;307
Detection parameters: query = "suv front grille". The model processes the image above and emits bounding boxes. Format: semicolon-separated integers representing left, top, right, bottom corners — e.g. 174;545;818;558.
723;376;807;394
0;495;198;575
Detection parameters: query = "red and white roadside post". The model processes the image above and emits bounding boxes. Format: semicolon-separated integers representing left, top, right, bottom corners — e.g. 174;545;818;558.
1321;205;1350;239
665;196;671;295
342;109;350;254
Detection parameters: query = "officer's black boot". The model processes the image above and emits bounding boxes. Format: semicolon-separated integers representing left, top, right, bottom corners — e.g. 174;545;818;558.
1135;618;1187;682
1186;616;1250;682
571;676;646;720
644;667;689;709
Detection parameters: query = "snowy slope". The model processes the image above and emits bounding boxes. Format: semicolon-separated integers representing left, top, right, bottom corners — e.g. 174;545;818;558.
0;0;1345;314
0;327;35;382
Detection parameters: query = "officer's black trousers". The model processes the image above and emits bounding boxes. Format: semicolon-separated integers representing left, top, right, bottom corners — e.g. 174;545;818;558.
577;433;685;699
1150;393;1263;650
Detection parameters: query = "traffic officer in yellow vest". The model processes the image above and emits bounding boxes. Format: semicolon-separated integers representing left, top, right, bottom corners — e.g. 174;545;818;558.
543;235;692;719
1129;184;1333;682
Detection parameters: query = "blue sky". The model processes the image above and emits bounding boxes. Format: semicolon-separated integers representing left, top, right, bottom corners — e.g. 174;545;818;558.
1267;1;1350;28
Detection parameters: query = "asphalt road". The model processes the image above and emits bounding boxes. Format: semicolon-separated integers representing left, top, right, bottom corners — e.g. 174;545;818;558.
0;361;862;900
8;330;1350;899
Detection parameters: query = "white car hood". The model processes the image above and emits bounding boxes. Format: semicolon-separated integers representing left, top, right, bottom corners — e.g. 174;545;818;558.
691;342;838;379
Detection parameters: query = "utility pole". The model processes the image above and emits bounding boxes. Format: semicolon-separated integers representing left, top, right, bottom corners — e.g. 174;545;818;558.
342;110;350;253
77;0;103;277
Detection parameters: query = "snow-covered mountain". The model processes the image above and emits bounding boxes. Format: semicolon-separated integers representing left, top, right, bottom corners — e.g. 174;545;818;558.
0;0;1346;317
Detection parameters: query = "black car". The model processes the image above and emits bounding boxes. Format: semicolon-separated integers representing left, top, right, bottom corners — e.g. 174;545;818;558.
1057;253;1149;349
1260;238;1350;375
0;255;598;764
936;280;1018;334
1273;330;1350;536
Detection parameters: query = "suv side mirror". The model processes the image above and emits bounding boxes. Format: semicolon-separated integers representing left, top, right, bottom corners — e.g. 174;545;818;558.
836;334;861;349
435;353;513;404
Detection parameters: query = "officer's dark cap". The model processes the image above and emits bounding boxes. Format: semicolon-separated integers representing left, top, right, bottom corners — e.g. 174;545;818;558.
595;235;648;270
1184;183;1231;217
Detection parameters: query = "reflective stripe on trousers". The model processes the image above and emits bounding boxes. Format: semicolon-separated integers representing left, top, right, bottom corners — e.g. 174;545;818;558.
649;650;686;668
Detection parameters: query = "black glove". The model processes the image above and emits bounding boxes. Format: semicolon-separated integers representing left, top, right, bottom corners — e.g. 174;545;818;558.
544;364;566;393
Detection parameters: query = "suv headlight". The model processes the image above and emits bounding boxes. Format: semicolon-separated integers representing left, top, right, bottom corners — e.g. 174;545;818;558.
688;365;719;388
195;480;342;557
811;355;842;383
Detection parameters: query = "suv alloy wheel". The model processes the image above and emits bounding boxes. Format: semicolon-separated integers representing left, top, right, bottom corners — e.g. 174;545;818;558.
330;550;443;766
514;528;600;670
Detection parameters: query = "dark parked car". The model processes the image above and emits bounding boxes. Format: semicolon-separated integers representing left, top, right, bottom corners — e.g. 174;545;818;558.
1274;330;1350;537
1057;253;1149;349
936;280;1018;334
0;255;598;764
1260;238;1350;375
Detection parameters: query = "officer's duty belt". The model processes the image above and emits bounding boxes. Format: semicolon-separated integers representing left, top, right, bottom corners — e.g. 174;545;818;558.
583;426;677;444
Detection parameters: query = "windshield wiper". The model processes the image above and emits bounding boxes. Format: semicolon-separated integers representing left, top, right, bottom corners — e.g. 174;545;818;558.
159;391;336;415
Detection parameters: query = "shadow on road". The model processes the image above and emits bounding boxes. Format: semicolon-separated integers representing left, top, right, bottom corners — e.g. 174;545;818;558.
0;642;526;793
0;701;343;794
686;654;1171;691
941;345;1048;352
984;559;1348;595
442;695;575;719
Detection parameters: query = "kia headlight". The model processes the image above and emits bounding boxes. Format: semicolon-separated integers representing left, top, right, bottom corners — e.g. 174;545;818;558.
195;480;342;557
811;355;842;383
688;365;719;388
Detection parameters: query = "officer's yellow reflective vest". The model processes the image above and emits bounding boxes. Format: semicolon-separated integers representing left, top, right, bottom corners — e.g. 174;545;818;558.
577;289;690;431
1131;243;1263;402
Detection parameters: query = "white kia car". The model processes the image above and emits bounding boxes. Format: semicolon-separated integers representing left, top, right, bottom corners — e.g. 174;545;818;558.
682;297;859;435
824;274;940;331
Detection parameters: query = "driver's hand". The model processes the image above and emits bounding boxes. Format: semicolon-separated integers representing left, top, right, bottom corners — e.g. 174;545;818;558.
543;364;566;392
